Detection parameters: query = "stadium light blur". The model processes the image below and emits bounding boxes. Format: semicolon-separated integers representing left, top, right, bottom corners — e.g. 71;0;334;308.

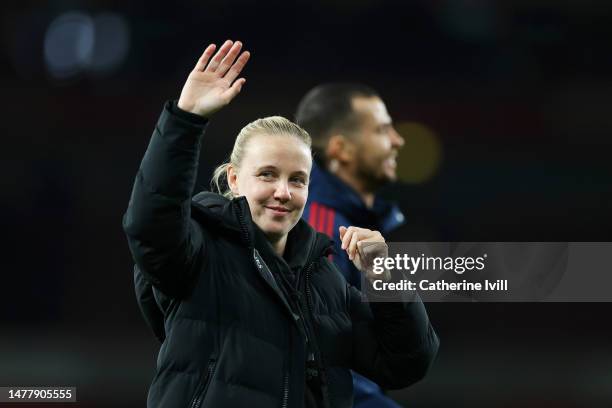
44;12;94;79
395;121;443;184
44;11;129;80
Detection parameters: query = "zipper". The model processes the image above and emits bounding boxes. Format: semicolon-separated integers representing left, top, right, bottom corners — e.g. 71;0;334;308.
190;358;217;408
302;262;319;368
254;248;302;325
281;370;289;408
303;261;332;408
233;200;253;249
235;200;302;324
234;199;325;406
303;263;315;314
300;262;317;371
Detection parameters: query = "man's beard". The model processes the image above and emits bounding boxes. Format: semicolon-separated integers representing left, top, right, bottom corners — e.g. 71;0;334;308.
355;158;393;193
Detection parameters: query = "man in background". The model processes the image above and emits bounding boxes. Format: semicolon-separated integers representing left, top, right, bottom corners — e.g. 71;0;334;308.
296;83;408;407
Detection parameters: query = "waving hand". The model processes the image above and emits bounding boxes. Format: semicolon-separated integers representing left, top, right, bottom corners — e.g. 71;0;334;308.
177;40;250;118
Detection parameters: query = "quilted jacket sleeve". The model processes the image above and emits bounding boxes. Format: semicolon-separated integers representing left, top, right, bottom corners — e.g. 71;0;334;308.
122;101;208;298
348;279;440;389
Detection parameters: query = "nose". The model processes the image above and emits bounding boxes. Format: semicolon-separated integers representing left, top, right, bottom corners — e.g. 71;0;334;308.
390;127;404;149
273;180;291;202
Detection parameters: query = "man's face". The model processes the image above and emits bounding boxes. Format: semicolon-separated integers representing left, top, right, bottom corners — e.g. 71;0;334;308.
350;96;404;188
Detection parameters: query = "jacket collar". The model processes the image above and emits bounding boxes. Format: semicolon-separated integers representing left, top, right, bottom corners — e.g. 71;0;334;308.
308;161;405;233
191;192;332;269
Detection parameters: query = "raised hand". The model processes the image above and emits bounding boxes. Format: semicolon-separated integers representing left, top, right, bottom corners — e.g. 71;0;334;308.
339;226;391;282
177;40;250;118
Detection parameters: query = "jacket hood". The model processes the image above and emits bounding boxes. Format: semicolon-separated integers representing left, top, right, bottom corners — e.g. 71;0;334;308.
191;191;333;270
191;190;243;234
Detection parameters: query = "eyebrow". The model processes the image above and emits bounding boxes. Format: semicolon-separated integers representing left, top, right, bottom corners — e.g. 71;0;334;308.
255;165;309;177
376;122;393;131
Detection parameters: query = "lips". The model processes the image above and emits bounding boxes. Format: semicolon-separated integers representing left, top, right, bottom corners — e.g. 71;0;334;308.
384;157;397;168
265;205;291;213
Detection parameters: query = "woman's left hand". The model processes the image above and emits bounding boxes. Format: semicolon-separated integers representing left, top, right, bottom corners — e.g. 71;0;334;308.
177;40;250;118
339;226;390;282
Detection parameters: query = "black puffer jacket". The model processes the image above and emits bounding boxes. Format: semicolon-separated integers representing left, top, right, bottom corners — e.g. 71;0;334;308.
123;101;439;408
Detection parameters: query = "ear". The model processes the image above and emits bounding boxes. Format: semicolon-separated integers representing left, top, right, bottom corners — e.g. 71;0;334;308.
326;134;356;164
227;164;240;196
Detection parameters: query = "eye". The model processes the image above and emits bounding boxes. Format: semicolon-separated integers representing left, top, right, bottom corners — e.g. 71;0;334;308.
258;171;275;181
378;124;391;134
290;176;307;186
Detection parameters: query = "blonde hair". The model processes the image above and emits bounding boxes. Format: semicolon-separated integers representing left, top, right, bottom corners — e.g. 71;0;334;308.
211;116;312;199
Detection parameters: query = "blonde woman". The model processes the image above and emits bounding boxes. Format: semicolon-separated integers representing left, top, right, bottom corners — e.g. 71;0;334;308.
123;40;439;408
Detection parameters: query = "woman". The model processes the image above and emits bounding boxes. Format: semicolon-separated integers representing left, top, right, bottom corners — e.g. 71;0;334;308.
124;40;439;408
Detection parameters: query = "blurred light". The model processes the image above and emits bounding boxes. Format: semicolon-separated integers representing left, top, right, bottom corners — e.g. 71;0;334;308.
44;12;94;79
43;11;130;80
395;121;442;184
90;13;130;76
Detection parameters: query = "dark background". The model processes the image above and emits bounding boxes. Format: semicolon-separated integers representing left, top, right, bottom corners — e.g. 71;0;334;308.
2;0;611;406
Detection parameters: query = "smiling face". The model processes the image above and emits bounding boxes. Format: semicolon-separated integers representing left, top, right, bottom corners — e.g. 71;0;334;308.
351;96;405;188
227;133;312;243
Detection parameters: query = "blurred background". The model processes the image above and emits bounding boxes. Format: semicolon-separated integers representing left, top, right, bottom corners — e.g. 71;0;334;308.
1;0;611;406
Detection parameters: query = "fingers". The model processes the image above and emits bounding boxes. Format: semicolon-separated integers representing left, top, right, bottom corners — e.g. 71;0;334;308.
347;231;362;261
221;78;246;103
339;226;347;241
217;41;243;76
340;226;353;251
341;226;363;260
340;227;385;260
206;40;234;72
224;51;250;83
196;40;250;81
194;43;217;71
